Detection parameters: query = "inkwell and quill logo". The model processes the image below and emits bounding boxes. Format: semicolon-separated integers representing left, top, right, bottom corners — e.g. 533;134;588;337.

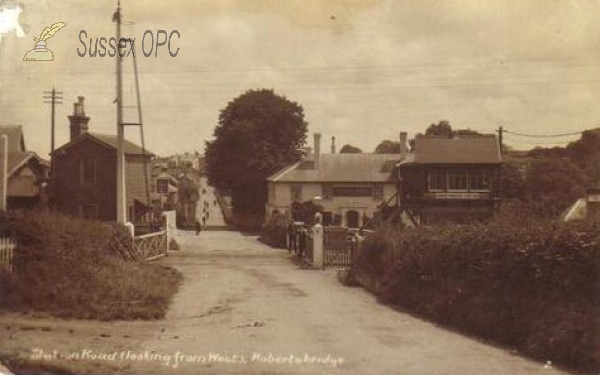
23;21;65;61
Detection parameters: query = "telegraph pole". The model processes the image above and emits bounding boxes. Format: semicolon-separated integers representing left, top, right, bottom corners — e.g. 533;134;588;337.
114;1;126;224
43;87;63;193
497;126;504;154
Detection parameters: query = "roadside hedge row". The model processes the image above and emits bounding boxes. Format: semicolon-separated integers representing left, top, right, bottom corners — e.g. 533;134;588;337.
353;218;599;372
0;210;182;320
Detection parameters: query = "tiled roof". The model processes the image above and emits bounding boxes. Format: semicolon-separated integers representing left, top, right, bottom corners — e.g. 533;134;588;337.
410;135;501;164
268;153;403;183
54;132;154;156
4;152;46;176
89;133;154;156
0;125;26;152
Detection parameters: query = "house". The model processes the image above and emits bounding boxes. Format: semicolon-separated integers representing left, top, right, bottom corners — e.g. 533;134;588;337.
53;97;155;221
266;133;407;228
0;125;49;209
394;134;502;225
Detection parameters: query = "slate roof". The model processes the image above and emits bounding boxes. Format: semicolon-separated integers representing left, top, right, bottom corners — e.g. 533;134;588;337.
268;153;403;183
54;132;154;157
0;125;26;152
3;152;47;176
401;135;502;165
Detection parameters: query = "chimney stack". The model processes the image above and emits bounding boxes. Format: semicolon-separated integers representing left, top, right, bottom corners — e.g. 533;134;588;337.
399;131;408;158
314;133;321;167
331;136;336;154
68;96;90;140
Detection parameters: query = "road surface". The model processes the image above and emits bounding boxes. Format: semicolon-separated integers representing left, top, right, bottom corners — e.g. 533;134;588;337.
0;231;571;375
197;177;226;228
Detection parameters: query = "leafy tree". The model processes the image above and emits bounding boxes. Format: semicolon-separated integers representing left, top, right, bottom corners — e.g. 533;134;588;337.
524;157;588;217
205;89;308;214
339;144;363;154
425;120;453;138
375;140;401;153
499;161;525;198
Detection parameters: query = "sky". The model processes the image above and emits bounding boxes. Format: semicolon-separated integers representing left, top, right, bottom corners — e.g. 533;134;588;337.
1;0;600;157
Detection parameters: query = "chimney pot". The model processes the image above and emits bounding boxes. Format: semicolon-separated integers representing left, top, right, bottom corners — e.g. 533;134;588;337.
68;96;90;140
399;132;408;158
314;133;321;167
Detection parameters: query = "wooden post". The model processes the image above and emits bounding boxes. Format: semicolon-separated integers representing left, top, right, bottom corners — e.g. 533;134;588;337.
0;135;7;211
312;223;324;269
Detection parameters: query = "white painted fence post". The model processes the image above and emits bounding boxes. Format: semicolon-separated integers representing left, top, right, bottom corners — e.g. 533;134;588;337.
125;222;135;237
312;223;324;269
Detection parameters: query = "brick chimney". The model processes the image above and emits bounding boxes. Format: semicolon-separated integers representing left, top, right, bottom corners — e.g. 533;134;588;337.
399;131;408;158
68;96;90;140
331;136;336;154
314;133;321;167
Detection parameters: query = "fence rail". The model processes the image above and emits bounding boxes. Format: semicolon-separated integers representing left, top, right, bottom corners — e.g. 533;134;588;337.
133;230;167;261
0;237;16;274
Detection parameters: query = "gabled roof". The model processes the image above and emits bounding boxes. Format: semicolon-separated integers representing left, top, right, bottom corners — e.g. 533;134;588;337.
5;152;47;176
54;132;154;157
268;153;403;183
0;125;26;152
404;135;502;165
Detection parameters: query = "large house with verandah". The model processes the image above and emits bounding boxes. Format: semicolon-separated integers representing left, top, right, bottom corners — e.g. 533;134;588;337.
266;132;409;228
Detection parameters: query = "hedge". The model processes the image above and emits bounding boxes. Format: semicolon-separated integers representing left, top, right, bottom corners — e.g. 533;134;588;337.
0;210;182;320
353;218;599;372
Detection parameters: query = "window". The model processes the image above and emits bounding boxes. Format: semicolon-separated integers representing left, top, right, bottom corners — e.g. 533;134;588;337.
448;170;468;191
469;170;491;191
79;159;96;185
322;184;333;200
428;169;492;192
428;170;446;191
373;185;384;201
332;186;372;197
291;184;302;202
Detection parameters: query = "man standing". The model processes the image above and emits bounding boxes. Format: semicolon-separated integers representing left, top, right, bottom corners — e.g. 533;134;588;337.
195;219;202;236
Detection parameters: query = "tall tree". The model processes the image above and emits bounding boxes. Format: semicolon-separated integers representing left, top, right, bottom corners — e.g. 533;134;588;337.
205;89;308;214
339;144;363;154
374;140;401;153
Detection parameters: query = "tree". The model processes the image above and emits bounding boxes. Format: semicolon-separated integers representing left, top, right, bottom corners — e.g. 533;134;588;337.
524;157;588;217
425;120;453;138
339;144;362;154
205;89;308;214
375;140;401;153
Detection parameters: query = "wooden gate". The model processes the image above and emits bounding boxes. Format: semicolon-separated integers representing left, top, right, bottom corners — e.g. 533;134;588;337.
0;237;16;274
323;227;351;269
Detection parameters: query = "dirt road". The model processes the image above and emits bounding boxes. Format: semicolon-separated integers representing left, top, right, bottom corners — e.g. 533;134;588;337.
0;231;571;375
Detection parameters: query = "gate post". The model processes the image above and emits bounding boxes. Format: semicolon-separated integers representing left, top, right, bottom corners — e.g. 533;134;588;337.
312;223;324;269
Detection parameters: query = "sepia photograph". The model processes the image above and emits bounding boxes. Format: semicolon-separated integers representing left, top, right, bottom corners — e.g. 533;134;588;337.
0;0;598;374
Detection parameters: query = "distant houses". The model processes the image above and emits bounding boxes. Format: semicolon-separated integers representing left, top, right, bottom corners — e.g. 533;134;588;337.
0;125;49;209
267;132;503;228
53;97;155;221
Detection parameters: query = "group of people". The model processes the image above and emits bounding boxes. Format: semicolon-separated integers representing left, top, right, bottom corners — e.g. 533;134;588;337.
194;198;219;235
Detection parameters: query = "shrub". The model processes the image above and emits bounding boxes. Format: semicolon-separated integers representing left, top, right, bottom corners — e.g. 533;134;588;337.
259;211;289;248
354;218;600;372
0;210;182;320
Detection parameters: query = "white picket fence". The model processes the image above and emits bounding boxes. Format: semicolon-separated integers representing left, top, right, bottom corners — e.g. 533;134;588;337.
0;236;16;274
